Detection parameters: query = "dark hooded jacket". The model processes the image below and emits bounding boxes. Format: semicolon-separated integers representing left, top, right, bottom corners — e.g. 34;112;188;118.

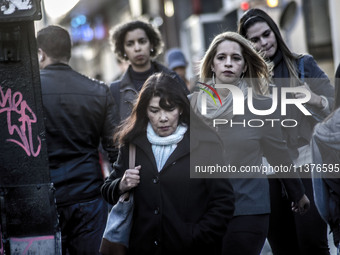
312;108;340;245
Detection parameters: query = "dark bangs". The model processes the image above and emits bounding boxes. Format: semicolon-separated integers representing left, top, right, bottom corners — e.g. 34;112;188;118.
147;73;190;125
154;90;177;111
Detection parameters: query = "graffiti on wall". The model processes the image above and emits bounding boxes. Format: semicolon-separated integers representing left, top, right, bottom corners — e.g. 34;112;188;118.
10;236;55;255
0;0;32;15
0;85;41;157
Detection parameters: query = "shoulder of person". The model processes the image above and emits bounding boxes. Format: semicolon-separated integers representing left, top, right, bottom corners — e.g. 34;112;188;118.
90;76;108;86
109;71;128;94
188;91;199;101
110;79;121;89
109;80;122;111
299;54;331;81
110;68;129;86
152;61;169;72
298;54;317;67
315;107;340;134
75;71;110;90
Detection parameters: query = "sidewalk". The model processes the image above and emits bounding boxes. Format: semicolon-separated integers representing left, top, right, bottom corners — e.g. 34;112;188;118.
260;226;337;255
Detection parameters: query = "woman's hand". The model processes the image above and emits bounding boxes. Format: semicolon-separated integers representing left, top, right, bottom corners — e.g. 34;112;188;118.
294;83;325;108
291;194;310;215
119;165;141;194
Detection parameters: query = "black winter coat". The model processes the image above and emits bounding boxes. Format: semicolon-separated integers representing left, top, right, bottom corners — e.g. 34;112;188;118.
40;63;119;206
101;128;234;255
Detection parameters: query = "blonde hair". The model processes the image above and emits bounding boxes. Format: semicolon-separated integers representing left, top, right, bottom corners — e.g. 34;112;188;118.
200;31;273;95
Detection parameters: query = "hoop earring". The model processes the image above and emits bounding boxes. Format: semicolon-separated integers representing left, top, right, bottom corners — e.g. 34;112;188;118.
240;71;245;79
212;72;216;85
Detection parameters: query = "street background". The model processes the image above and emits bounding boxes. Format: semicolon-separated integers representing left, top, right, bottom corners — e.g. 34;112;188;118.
34;1;340;254
35;0;340;86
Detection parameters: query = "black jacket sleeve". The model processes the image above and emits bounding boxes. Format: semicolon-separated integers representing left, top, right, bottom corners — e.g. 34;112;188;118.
101;86;120;163
303;55;335;116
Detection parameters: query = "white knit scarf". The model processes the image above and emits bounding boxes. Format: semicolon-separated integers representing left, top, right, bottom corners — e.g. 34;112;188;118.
147;122;187;171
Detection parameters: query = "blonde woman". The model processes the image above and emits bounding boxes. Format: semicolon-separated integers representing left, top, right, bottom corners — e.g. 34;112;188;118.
190;31;309;255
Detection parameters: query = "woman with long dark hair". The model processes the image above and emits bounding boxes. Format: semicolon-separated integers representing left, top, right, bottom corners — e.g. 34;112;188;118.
239;8;334;255
101;72;234;255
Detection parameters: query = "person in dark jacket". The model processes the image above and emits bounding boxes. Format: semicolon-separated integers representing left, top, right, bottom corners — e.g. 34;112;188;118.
312;108;340;253
190;31;309;255
37;25;119;255
238;8;335;255
312;68;340;253
101;72;234;255
109;20;188;122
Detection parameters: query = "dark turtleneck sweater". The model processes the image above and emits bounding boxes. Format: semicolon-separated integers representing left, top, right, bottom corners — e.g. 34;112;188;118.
129;64;155;91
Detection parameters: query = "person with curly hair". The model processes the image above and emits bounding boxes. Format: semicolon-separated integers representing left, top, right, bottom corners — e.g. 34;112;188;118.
109;20;188;122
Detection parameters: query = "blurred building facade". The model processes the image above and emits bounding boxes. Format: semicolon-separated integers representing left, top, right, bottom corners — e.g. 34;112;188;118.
35;0;340;84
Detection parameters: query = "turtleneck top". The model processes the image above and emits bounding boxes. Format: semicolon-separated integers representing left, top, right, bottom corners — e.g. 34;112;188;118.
129;64;155;91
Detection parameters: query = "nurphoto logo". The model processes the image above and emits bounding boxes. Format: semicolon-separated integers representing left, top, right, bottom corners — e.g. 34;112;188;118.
197;82;222;106
197;81;313;128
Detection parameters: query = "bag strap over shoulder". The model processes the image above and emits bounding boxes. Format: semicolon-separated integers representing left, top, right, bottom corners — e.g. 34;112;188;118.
299;56;305;82
119;144;136;202
129;143;136;169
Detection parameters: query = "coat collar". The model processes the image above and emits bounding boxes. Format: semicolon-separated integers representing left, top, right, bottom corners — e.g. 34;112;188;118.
132;134;157;170
43;63;72;71
162;131;190;170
